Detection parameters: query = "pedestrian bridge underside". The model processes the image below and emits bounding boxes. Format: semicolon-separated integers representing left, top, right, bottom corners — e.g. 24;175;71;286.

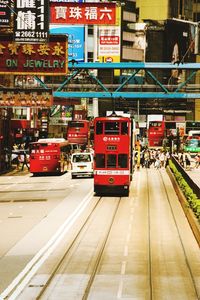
38;62;200;100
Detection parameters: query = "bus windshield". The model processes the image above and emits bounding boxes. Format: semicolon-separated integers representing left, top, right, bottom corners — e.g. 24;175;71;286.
68;122;84;128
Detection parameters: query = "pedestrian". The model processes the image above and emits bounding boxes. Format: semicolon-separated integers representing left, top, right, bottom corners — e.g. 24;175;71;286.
159;151;165;168
185;152;191;171
194;154;200;168
21;151;30;171
5;152;10;169
155;157;160;169
182;152;186;169
165;151;170;168
59;152;66;173
17;153;22;170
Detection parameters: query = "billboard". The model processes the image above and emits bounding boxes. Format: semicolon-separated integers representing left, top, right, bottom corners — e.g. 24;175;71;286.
98;26;120;57
14;0;49;43
0;88;53;107
0;34;68;75
50;25;84;61
50;0;83;2
50;2;116;25
0;0;11;27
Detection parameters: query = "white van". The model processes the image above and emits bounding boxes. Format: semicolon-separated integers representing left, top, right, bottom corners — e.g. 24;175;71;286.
71;152;93;179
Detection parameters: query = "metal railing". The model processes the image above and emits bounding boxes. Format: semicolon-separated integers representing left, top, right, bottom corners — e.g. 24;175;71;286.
171;155;200;199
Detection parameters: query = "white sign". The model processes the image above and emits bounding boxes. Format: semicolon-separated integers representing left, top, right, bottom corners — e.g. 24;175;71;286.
98;26;120;56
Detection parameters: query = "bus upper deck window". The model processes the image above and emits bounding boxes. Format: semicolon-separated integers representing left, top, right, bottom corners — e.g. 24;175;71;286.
105;122;119;135
96;154;105;168
96;121;103;134
121;122;128;135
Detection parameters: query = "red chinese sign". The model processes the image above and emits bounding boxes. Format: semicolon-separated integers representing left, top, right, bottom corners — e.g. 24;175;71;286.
0;88;53;107
0;35;68;75
100;36;120;45
50;2;116;25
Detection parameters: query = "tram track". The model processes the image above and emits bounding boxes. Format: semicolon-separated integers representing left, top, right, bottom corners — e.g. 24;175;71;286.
3;195;122;300
1;168;200;299
146;167;200;299
158;169;200;299
35;196;121;300
146;169;153;300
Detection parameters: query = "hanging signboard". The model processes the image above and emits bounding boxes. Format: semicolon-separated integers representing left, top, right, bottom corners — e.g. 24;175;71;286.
14;0;49;43
0;0;11;26
0;34;68;75
0;88;53;107
50;2;116;25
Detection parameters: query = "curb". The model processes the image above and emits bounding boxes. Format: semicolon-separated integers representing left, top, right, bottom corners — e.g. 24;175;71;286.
167;166;200;247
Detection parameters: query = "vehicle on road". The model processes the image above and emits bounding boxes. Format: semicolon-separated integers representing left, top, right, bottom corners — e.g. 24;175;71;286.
71;152;93;179
184;130;200;153
29;138;70;175
67;120;90;146
93;114;133;196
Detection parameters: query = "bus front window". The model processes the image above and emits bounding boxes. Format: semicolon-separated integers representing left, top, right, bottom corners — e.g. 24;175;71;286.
121;122;128;135
96;154;105;168
118;154;128;168
96;122;103;135
105;122;119;135
107;154;117;168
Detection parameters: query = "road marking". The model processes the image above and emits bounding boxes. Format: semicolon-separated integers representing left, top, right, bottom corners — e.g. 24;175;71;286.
117;279;123;299
1;188;94;300
121;261;126;275
124;245;128;257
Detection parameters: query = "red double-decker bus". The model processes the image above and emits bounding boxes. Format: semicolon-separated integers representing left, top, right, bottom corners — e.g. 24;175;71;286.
148;120;165;147
29;138;70;175
66;120;90;146
93;115;133;196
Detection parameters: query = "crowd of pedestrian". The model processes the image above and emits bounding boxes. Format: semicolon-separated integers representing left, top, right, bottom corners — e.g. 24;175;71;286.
12;143;30;171
176;151;200;170
135;148;171;169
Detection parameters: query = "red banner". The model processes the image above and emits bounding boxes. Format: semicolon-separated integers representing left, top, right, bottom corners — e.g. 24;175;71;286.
50;2;116;25
0;35;68;75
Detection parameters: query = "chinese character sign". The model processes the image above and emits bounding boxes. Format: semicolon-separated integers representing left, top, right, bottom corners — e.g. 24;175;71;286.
98;26;120;56
0;34;68;75
50;2;116;25
0;88;53;107
0;0;11;26
14;0;49;43
50;25;84;61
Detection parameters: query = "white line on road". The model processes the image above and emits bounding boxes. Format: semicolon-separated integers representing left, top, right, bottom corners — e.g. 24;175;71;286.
1;188;94;300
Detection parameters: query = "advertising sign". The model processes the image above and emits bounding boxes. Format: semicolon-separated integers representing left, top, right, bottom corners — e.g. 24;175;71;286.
14;0;49;43
50;2;116;25
50;25;84;61
98;26;120;56
0;0;11;26
50;0;83;2
0;34;68;75
0;88;53;107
